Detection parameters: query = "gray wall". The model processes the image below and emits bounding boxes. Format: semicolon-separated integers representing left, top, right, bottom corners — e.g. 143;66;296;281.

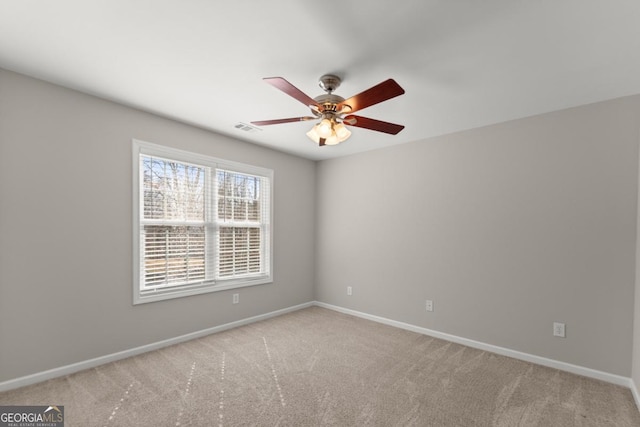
2;66;640;384
633;149;640;392
316;95;640;376
0;69;316;382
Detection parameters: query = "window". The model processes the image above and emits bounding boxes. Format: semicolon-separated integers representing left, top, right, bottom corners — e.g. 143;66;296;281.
133;140;272;304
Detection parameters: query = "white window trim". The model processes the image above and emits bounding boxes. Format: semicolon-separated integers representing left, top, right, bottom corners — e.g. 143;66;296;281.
132;139;274;305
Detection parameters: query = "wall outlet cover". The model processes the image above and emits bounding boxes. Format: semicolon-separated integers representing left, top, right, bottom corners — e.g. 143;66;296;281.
426;300;433;312
553;322;565;338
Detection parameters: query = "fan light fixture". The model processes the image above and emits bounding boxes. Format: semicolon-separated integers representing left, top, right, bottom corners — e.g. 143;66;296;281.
306;118;352;146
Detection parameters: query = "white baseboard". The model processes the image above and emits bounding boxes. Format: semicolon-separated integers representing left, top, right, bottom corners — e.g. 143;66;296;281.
1;299;636;405
314;301;632;389
631;378;640;410
0;301;313;393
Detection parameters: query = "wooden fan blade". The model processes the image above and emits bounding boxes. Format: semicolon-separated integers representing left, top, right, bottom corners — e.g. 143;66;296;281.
338;79;405;113
251;116;316;126
263;77;320;108
343;115;405;135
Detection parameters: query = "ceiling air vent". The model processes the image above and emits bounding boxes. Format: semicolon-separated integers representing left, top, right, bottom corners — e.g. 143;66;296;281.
234;122;262;133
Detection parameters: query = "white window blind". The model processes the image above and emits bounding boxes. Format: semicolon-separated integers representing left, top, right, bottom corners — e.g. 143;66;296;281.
216;169;270;279
133;140;272;304
141;156;210;290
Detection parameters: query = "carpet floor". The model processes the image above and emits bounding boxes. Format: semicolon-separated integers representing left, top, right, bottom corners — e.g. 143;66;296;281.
1;306;639;426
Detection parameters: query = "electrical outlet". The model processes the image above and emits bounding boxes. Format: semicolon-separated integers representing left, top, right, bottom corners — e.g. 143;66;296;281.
426;300;433;312
347;286;352;296
553;322;565;338
233;293;239;304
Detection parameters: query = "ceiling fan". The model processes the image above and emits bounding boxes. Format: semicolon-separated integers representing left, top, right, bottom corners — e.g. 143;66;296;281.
251;74;405;146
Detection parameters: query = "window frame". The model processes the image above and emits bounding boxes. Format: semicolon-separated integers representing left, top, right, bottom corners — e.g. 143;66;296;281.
132;139;273;305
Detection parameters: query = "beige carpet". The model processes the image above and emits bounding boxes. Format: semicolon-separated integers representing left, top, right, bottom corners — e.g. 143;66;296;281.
1;306;639;426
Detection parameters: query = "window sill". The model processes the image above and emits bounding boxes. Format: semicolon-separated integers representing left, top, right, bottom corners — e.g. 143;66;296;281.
133;276;272;305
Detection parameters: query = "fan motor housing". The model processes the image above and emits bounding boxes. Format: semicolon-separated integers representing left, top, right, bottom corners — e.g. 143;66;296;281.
312;94;346;116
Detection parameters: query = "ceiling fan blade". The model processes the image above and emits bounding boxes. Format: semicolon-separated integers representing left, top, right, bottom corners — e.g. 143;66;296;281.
338;79;405;113
263;77;320;108
251;116;316;126
343;115;405;135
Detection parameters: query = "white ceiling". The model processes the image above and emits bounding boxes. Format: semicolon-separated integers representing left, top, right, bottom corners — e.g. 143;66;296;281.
2;1;640;161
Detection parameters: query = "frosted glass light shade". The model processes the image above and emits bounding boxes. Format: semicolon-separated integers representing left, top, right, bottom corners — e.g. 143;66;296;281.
333;122;351;141
316;119;333;138
306;126;321;143
324;134;340;145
